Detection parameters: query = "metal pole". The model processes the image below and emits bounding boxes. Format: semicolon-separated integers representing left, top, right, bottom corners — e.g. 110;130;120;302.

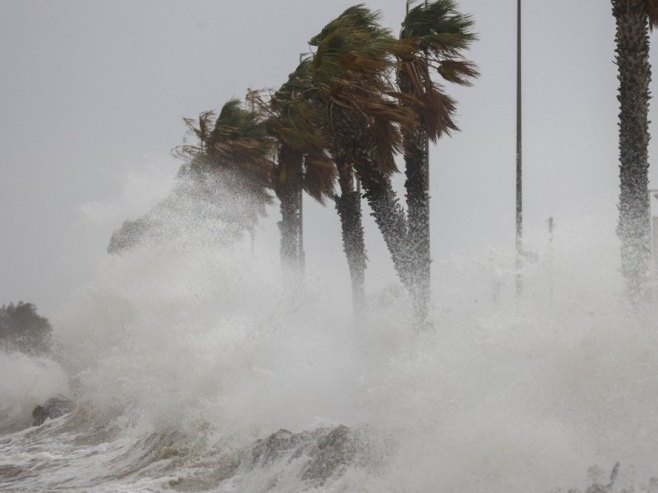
515;0;523;297
299;182;305;272
548;216;554;303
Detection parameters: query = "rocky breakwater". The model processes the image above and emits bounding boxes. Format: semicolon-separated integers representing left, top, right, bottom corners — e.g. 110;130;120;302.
169;425;387;491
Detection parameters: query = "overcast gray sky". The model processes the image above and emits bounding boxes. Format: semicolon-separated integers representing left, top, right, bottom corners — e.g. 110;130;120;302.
1;0;656;314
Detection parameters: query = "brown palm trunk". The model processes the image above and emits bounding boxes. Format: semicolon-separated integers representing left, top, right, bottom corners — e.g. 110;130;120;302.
399;68;432;325
334;160;367;310
403;128;431;325
355;159;414;292
276;144;304;274
613;0;652;301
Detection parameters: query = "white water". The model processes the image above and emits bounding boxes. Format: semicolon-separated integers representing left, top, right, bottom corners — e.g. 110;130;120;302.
2;176;658;492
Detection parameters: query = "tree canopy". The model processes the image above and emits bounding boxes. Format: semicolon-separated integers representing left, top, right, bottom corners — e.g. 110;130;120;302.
0;302;52;355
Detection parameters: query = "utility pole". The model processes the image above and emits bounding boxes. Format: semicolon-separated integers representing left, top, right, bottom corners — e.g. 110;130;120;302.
515;0;523;297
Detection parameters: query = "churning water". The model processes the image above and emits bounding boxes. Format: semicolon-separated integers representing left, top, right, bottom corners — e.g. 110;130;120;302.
2;172;658;492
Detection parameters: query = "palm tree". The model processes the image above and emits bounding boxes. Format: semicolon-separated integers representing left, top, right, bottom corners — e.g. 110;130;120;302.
112;102;275;254
308;6;421;308
612;0;658;300
176;99;276;237
250;64;337;278
397;0;477;322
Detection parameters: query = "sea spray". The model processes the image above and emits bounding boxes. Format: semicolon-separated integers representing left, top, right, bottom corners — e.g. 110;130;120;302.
2;168;658;490
0;351;69;433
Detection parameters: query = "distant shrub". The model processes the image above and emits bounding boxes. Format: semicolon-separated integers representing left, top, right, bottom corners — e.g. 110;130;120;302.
0;302;52;355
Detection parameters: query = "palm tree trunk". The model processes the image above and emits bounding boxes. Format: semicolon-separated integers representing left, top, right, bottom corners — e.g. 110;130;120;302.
355;159;414;292
402;126;431;325
613;0;653;301
334;160;367;310
276;144;304;274
398;68;431;325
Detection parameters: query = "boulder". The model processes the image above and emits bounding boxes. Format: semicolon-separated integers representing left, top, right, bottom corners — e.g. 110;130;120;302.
246;425;366;485
32;396;74;426
302;425;360;482
169;425;380;491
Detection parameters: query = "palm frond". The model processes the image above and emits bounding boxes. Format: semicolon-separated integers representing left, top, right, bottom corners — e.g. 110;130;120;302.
176;99;277;207
419;90;458;140
307;5;413;178
309;5;387;47
399;0;478;86
648;0;658;28
437;59;479;85
401;0;477;51
303;153;337;203
252;62;338;205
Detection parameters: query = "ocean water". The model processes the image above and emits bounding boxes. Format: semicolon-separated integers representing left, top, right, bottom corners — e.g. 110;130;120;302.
2;185;658;492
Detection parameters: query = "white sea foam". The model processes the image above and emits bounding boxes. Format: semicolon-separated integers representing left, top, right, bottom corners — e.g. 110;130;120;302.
0;351;69;433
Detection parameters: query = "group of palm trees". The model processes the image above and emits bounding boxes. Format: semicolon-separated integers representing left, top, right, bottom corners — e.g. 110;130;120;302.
176;0;477;326
173;0;658;325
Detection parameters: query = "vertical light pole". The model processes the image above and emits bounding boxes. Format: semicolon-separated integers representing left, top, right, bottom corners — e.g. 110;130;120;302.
548;216;554;303
515;0;523;297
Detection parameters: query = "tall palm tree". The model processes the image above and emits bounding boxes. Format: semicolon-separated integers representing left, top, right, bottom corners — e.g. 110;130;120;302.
397;0;477;322
111;102;275;255
612;0;658;300
250;64;337;277
309;6;420;299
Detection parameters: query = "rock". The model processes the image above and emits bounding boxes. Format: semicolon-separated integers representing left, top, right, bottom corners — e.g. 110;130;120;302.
32;396;74;426
168;425;382;491
249;429;320;467
244;425;367;485
302;425;360;483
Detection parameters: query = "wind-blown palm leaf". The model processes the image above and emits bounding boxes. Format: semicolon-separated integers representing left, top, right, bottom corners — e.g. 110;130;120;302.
648;0;658;28
401;0;476;51
175;100;277;212
303;153;337;202
398;0;478;140
309;6;416;178
309;5;389;48
251;62;337;204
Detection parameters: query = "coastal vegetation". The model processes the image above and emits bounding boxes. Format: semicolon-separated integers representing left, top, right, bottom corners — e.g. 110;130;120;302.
0;302;52;355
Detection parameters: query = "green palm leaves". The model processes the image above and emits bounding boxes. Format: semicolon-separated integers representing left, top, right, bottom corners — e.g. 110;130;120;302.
399;0;478;139
310;5;412;176
261;61;337;204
